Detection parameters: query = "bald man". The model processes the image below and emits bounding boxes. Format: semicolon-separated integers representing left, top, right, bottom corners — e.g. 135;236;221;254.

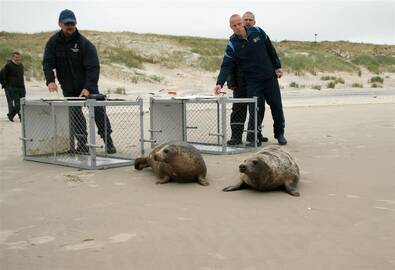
226;12;268;146
215;14;287;146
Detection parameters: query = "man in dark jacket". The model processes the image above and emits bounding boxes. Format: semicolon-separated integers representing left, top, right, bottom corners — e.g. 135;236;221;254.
43;9;116;154
3;53;25;122
226;12;268;146
0;59;14;120
215;14;287;145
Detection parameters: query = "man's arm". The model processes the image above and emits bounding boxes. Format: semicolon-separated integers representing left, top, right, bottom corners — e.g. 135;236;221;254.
82;40;100;94
264;34;281;70
226;66;239;91
43;38;57;86
215;40;237;94
43;38;58;92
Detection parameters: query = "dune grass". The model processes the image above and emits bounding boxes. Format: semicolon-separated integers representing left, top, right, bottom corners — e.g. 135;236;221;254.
1;31;394;82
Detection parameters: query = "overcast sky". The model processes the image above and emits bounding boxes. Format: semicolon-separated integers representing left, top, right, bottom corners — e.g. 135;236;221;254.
1;0;394;44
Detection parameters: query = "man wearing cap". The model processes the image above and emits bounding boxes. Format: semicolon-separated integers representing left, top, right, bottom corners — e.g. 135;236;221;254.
215;14;287;145
43;9;116;154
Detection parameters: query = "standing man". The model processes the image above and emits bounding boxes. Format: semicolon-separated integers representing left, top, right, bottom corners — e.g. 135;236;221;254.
43;9;116;154
2;53;26;122
226;11;268;146
215;14;287;145
0;59;14;120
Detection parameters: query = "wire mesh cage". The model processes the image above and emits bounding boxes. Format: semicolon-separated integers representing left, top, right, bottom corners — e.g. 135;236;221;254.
20;98;144;169
149;96;258;154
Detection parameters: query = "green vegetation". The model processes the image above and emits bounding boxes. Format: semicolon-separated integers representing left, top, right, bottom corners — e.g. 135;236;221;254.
289;82;299;88
321;76;337;81
115;87;126;95
311;85;322;90
351;56;395;74
326;81;336;88
1;31;394;81
368;76;384;83
334;77;345;84
371;83;382;88
351;83;363;88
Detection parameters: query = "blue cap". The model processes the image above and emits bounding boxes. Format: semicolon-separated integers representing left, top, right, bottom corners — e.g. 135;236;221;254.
59;9;77;24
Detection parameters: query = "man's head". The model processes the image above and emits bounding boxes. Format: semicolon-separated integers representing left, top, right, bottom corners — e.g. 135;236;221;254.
229;14;245;36
11;52;21;65
58;9;77;36
242;11;256;28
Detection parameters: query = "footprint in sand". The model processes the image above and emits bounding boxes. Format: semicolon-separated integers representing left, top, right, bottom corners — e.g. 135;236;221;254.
0;230;16;244
7;241;29;250
63;239;104;251
30;236;55;245
109;233;137;243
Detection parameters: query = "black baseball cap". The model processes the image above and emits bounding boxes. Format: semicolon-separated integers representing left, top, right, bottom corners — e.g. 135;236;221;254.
59;9;77;24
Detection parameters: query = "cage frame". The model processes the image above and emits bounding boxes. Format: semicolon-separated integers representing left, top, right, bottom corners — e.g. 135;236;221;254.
149;96;258;155
20;98;145;170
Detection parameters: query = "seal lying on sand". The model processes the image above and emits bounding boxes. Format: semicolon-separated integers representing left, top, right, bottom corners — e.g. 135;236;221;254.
135;141;209;186
223;145;300;196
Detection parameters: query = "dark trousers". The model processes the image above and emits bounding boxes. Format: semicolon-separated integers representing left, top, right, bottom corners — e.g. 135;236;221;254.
246;77;285;139
64;90;113;148
231;86;265;142
8;86;25;118
69;106;113;148
4;87;14;114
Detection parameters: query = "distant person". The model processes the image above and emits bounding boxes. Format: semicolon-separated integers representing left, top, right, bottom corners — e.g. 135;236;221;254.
43;9;116;154
2;53;26;122
215;14;287;145
0;59;14;120
226;11;268;146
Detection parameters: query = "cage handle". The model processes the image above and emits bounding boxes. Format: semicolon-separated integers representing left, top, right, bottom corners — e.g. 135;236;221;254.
208;133;224;137
19;137;33;142
148;129;162;133
141;139;157;143
86;144;103;149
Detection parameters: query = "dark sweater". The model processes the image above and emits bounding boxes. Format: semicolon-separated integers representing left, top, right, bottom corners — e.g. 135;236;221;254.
43;29;100;96
4;61;25;88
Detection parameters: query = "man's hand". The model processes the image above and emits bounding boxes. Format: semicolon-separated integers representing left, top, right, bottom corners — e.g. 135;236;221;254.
275;68;284;78
214;84;222;95
48;82;58;92
79;89;90;97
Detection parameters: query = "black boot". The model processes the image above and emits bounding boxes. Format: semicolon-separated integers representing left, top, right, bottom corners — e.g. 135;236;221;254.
105;136;117;154
258;134;269;143
7;113;14;122
276;134;288;145
227;138;242;146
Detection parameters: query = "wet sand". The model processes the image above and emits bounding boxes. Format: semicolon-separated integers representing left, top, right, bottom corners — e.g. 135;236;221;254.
1;102;395;270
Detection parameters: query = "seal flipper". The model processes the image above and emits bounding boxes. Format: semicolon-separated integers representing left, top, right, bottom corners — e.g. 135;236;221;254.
197;176;209;186
156;176;171;184
222;181;249;192
284;181;300;196
134;157;150;170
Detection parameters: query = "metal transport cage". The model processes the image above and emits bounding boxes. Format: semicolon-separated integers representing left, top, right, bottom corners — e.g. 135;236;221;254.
149;96;258;154
20;98;144;169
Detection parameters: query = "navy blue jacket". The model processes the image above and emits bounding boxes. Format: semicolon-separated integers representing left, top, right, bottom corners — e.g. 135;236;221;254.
217;27;281;87
43;29;100;96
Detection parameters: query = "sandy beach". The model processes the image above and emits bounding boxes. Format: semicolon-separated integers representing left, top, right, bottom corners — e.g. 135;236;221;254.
1;89;395;269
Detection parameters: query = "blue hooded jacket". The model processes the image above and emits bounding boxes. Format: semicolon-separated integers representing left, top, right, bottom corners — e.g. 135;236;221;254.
217;26;281;87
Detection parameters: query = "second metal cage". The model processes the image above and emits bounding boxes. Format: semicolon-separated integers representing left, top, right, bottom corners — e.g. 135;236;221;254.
149;96;258;154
